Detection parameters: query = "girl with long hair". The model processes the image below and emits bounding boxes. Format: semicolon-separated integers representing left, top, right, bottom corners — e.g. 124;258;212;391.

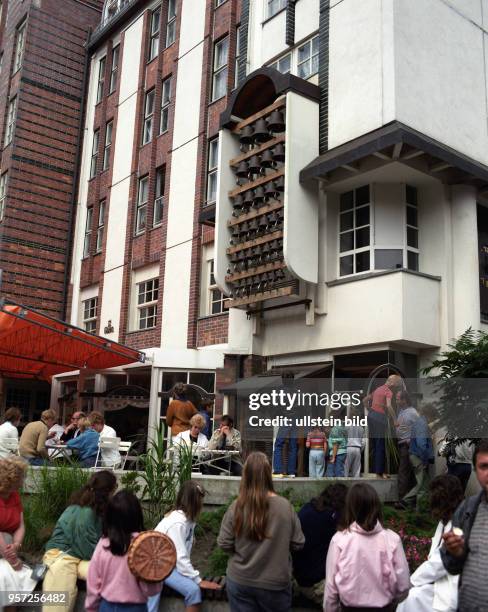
324;483;410;611
42;470;116;612
217;452;304;612
86;490;162;611
147;481;220;612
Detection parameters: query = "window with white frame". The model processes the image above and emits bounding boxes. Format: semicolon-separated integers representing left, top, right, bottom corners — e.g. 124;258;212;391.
406;185;419;271
142;89;155;145
208;260;225;315
90;130;99;178
206;138;219;205
137;278;159;330
96;56;106;103
166;0;176;47
13;20;26;73
297;35;319;79
212;37;229;102
4;96;17;147
136;175;148;234
109;44;120;93
83;208;93;258
96;200;105;253
103;121;113;171
160;76;171;134
148;6;161;61
234;26;241;88
82;297;98;333
0;172;7;221
267;0;287;19
339;185;371;276
153;166;165;226
269;52;291;74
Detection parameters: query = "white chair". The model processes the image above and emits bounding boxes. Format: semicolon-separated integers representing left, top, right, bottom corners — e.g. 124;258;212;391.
118;441;132;470
2;437;20;456
94;437;121;470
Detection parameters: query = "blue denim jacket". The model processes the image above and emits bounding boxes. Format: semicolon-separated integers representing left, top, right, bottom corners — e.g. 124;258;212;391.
409;416;434;464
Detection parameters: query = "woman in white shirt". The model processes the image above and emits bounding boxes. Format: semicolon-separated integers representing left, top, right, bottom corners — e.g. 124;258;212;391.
0;408;21;459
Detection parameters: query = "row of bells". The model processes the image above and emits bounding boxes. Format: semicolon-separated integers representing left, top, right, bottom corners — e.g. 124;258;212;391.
230;210;284;245
231;269;292;298
232;178;284;217
235;144;285;183
238;110;286;149
228;239;283;269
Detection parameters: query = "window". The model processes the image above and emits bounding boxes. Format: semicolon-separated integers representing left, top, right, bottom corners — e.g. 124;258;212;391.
83;208;93;258
269;53;291;74
297;35;319;79
212;37;229;101
160;76;171;134
90;130;99;178
142;89;155;145
136;175;149;234
148;7;161;61
109;45;120;93
103;121;113;171
206;138;219;205
0;172;7;221
339;185;371;276
166;0;176;47
137;278;159;329
153;166;165;226
13;20;26;73
83;297;98;333
96;57;106;103
216;0;226;5
267;0;287;18
406;185;419;271
4;97;17;147
234;26;241;88
208;260;225;314
96;200;105;253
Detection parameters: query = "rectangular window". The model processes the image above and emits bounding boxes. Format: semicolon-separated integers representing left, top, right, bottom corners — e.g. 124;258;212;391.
339;185;371;276
109;45;120;93
208;260;225;315
216;0;226;6
406;184;419;271
160;76;171;134
96;57;106;103
0;172;7;221
267;0;287;18
142;89;155;145
153;166;165;226
234;26;241;88
83;208;93;258
96;200;106;253
269;53;291;75
90;130;100;178
4;96;17;147
166;0;176;47
83;297;98;333
297;35;319;79
137;278;159;330
136;175;149;234
212;37;229;102
148;7;161;61
13;20;26;73
206;138;219;205
103;121;113;171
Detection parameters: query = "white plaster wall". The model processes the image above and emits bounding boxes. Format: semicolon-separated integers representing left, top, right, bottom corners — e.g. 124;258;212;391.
118;17;143;105
295;0;320;43
171;47;203;150
99;267;124;338
260;9;287;64
373;183;405;247
160;244;192;348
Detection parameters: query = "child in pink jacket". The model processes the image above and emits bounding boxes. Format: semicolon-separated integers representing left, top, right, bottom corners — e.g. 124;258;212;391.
324;483;410;612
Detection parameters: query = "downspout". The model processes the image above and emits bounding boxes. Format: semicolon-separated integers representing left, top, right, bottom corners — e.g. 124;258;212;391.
62;29;92;320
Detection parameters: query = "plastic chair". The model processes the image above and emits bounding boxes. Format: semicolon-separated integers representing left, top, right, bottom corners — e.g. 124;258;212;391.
94;436;121;470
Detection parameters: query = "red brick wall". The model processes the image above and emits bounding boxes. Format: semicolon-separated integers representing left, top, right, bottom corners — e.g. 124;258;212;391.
197;313;229;346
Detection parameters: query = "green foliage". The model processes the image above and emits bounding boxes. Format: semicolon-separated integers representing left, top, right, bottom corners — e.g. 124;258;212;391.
119;471;141;497
206;547;229;576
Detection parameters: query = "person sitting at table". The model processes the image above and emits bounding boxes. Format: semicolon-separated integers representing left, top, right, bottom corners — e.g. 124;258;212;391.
207;415;243;476
46;417;66;459
19;409;56;466
172;414;209;472
0;407;22;459
89;411;121;468
60;411;86;443
66;417;100;468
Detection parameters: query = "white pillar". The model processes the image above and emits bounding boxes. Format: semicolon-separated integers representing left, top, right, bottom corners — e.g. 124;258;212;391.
451;185;480;337
147;367;163;444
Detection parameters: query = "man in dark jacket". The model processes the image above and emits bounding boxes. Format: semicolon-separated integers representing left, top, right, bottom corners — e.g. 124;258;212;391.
442;439;488;611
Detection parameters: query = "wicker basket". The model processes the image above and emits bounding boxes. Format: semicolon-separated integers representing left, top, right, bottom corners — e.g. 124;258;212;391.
127;531;176;582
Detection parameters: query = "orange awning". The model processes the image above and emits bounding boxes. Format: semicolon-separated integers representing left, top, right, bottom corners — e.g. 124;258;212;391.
0;299;145;380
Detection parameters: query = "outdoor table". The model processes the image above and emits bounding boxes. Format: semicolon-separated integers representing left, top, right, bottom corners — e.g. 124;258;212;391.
49;444;76;465
193;449;240;475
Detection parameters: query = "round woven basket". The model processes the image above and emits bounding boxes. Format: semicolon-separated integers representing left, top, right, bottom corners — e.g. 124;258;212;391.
127;531;177;582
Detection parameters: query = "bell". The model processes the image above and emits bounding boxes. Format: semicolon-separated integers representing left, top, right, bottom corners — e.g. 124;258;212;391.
253;186;265;206
258;215;268;230
260;149;275;169
253;118;271;144
264;181;279;201
248;219;258;234
239;125;254;145
275;176;285;192
247;155;261;176
230;252;239;264
268;211;278;225
231;224;240;238
254;244;263;259
236;160;248;178
239;221;249;236
243;190;254;207
273;143;286;162
268;109;285;133
233;193;244;209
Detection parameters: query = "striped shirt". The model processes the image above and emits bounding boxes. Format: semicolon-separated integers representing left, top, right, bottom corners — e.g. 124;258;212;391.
306;430;326;450
459;497;488;611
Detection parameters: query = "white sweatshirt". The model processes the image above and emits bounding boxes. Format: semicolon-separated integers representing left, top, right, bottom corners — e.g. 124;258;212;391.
155;510;200;583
